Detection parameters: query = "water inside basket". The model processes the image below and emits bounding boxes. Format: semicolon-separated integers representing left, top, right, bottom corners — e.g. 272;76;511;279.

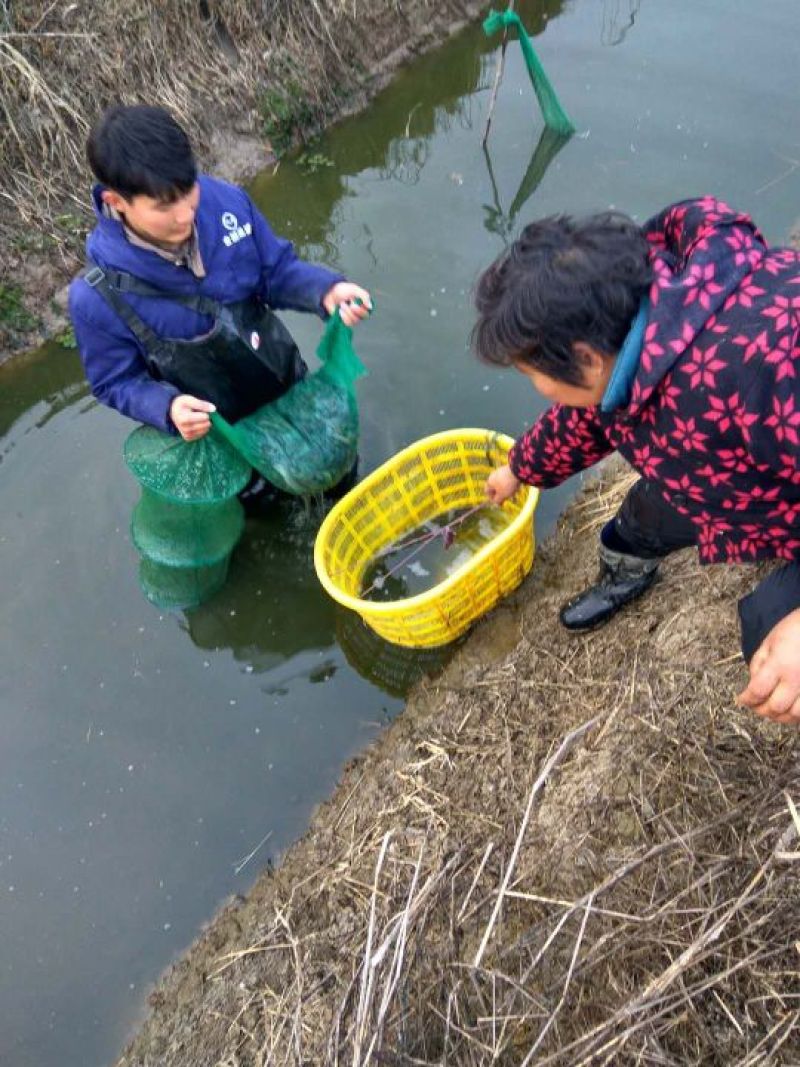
361;505;514;602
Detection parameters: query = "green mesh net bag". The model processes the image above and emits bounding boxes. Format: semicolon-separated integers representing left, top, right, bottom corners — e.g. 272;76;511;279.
124;426;252;609
483;7;575;136
210;311;366;496
124;428;252;503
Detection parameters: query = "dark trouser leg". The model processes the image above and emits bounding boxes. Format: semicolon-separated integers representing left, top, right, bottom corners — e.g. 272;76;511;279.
238;471;290;517
738;563;800;662
560;479;697;630
609;478;698;557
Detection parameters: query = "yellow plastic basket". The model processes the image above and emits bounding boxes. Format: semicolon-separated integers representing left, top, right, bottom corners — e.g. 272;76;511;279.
314;429;539;648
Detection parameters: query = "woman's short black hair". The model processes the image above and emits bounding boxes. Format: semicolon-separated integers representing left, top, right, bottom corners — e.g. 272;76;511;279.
87;105;197;202
473;212;653;385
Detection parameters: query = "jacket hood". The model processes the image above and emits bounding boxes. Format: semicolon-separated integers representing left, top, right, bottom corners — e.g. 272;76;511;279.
628;197;767;415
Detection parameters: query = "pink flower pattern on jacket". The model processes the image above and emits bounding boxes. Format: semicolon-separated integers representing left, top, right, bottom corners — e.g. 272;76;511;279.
509;198;800;564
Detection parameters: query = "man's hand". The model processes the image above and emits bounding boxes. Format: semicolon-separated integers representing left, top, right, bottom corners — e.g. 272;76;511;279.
169;395;216;441
323;281;372;327
485;464;521;505
737;607;800;724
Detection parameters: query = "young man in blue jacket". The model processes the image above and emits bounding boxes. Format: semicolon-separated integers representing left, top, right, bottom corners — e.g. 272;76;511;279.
69;105;371;447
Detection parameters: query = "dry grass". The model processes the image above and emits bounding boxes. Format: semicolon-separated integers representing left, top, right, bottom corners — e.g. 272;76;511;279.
0;0;479;351
0;0;472;269
119;461;800;1066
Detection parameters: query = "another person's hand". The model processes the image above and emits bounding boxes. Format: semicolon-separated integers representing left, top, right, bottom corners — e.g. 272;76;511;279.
169;395;216;441
485;464;521;505
323;281;373;327
737;608;800;724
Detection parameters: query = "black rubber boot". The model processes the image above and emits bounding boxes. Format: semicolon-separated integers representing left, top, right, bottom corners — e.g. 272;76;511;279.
559;543;659;631
238;474;289;518
238;459;359;518
324;458;359;501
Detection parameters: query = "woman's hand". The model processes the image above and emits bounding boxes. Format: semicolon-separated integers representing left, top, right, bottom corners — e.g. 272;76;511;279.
323;281;373;326
737;608;800;724
169;395;216;441
485;464;521;505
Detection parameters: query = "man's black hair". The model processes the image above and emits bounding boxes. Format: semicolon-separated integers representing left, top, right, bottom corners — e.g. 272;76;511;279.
472;212;653;385
87;105;197;202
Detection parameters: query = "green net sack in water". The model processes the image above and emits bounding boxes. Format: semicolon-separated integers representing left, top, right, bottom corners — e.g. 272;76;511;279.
124;426;252;609
211;311;366;496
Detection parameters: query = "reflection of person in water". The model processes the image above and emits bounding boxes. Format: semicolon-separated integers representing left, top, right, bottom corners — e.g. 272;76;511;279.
184;507;337;673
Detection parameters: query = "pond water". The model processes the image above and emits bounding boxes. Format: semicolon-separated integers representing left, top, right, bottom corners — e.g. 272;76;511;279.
362;505;517;601
2;1;799;1063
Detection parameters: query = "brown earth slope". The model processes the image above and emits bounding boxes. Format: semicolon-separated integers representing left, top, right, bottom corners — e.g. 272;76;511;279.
0;0;484;356
117;461;800;1066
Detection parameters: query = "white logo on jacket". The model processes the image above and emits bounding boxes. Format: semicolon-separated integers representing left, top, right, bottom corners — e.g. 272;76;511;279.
222;217;253;248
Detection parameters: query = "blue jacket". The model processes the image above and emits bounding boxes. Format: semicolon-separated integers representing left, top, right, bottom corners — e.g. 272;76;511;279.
68;175;344;433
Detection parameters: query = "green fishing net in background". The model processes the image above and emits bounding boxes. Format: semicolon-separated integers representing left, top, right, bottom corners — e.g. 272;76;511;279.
211;310;366;496
484;7;575;136
124;427;252;609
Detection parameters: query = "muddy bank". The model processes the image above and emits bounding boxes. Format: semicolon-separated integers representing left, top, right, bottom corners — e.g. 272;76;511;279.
116;459;800;1065
0;0;483;360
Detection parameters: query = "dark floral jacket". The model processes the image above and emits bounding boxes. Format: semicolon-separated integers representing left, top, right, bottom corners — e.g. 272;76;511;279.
509;197;800;564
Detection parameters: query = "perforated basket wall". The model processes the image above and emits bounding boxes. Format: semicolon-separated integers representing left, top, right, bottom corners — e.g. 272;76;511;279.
314;429;539;648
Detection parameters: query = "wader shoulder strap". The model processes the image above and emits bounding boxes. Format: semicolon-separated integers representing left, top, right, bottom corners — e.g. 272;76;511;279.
97;266;222;317
83;262;223;351
84;263;164;353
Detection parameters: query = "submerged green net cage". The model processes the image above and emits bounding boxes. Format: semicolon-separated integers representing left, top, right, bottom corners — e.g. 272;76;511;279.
138;555;234;611
211;311;366;496
124;426;252;610
131;492;245;567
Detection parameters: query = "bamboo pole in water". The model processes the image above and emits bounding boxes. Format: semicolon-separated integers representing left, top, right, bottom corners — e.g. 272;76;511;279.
482;0;516;146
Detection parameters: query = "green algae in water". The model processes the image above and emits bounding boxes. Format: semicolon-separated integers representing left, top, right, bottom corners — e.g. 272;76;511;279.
361;505;514;602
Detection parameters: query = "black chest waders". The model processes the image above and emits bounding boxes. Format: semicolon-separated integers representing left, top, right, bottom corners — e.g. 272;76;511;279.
83;263;306;422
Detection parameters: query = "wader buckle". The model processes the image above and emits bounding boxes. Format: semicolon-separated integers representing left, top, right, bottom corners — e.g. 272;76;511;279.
84;266;106;288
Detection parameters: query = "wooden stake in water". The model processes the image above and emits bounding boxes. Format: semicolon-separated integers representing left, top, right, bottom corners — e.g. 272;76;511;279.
482;0;515;146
